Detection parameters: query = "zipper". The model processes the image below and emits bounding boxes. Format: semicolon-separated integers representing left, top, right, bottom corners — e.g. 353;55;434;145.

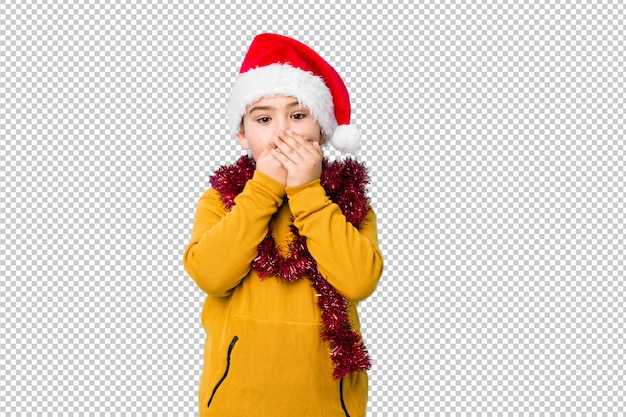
340;378;351;417
207;335;239;408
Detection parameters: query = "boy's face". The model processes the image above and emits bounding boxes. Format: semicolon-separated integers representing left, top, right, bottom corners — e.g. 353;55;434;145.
237;95;325;160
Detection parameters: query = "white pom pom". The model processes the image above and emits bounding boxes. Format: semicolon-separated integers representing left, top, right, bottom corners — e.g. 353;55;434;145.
330;124;361;154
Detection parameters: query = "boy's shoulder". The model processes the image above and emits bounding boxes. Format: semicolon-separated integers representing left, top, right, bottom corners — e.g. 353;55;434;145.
198;187;223;206
200;186;220;198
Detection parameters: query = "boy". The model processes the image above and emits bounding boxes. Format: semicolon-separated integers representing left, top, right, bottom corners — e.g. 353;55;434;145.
183;33;383;417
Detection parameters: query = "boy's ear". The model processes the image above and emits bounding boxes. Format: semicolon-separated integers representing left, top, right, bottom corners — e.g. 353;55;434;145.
236;125;250;150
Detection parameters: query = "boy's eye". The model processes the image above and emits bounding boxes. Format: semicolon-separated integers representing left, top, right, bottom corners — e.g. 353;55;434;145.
257;117;270;123
292;113;307;120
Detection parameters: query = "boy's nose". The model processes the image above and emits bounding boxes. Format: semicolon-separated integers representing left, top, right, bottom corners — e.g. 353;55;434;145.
275;118;293;134
277;118;288;129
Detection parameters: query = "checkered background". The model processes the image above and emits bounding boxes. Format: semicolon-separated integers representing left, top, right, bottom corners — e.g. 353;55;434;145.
1;1;624;415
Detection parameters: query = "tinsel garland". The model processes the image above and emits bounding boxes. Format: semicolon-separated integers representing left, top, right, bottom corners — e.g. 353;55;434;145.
210;155;372;379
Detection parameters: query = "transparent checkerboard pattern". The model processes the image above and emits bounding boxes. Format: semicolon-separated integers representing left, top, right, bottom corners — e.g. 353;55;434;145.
1;1;624;415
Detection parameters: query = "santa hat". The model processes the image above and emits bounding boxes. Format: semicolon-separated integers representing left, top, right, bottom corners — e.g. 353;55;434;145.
227;33;360;154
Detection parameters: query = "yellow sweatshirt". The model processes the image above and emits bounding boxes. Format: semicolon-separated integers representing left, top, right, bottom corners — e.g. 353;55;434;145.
183;169;383;417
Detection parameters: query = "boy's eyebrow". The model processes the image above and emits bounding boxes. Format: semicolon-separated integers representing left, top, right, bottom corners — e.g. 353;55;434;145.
247;101;302;115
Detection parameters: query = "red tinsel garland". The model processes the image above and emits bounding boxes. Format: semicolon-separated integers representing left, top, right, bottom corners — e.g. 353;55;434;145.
210;155;372;379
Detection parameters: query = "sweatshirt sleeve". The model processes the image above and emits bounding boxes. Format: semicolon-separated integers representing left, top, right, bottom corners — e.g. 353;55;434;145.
183;171;286;296
286;179;383;302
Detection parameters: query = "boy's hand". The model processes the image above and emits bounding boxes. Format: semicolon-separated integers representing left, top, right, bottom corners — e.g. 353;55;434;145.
271;130;323;187
256;143;287;186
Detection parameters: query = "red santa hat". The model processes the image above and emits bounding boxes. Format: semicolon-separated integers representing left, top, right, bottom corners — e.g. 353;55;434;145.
227;33;360;154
